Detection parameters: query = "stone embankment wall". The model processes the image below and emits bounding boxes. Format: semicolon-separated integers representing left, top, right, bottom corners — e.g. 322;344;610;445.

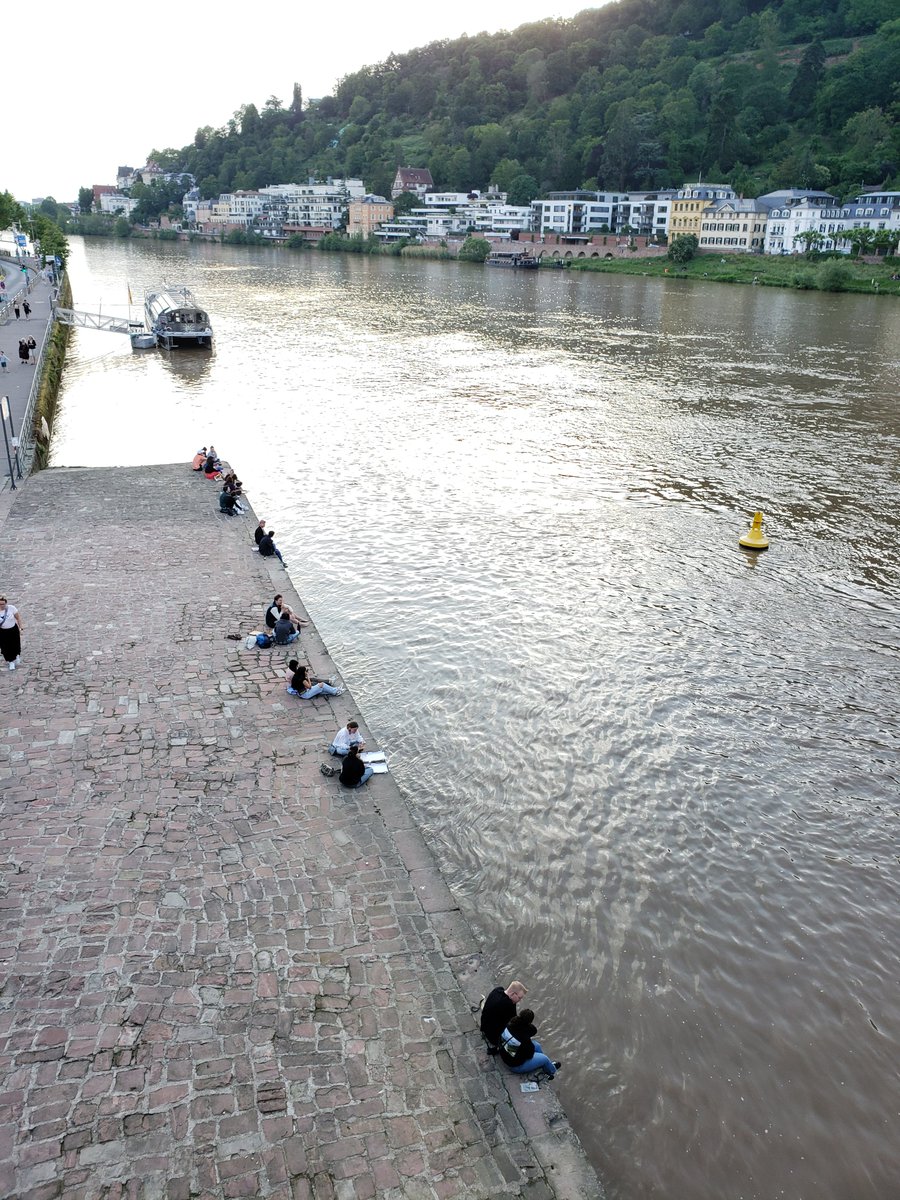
0;464;604;1200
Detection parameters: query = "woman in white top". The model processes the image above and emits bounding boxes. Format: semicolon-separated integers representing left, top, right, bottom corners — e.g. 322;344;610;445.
0;597;23;669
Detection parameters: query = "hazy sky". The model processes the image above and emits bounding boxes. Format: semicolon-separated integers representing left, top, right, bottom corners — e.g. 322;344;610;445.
6;1;596;203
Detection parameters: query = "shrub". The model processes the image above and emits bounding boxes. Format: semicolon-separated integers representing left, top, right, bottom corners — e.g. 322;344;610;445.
816;260;851;292
458;235;491;262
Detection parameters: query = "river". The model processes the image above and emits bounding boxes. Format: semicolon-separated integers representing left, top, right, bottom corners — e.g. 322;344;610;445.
51;236;900;1200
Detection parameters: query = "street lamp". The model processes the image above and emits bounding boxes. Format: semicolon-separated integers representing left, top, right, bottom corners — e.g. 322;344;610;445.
0;395;21;490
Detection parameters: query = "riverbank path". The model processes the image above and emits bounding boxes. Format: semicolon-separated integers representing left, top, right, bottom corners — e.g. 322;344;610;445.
0;464;602;1200
0;257;54;490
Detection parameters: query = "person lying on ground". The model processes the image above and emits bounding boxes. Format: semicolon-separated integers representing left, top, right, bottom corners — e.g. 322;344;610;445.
192;448;207;470
329;720;365;757
480;980;528;1050
289;662;343;699
339;743;374;789
258;530;286;566
499;1010;560;1079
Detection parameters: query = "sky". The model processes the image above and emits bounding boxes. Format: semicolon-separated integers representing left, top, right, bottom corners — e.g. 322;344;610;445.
5;1;597;204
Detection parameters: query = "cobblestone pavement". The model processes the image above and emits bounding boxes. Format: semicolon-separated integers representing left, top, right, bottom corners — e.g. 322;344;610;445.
0;466;602;1200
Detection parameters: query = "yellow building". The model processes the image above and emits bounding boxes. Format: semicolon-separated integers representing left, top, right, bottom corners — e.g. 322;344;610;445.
668;183;736;240
347;195;394;239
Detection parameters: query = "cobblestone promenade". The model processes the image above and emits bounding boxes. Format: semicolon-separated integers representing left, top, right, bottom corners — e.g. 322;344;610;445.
0;466;602;1200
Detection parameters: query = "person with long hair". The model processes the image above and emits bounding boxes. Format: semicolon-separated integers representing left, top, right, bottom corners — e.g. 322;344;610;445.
0;596;23;669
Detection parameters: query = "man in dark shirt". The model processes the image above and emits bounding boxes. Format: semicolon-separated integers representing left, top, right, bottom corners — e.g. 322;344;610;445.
274;613;299;645
480;980;528;1049
254;519;266;547
258;530;286;567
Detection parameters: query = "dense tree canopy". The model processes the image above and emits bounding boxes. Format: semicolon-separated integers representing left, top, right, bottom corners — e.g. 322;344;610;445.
139;0;897;205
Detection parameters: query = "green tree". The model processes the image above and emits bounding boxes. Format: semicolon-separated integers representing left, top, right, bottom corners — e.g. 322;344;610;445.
668;233;699;262
788;39;826;117
0;190;24;230
393;191;420;214
507;173;540;206
113;215;132;238
458;235;491;261
78;186;94;214
847;226;876;256
793;229;824;256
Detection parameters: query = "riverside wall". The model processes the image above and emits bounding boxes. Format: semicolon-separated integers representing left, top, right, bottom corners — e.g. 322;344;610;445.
0;464;603;1200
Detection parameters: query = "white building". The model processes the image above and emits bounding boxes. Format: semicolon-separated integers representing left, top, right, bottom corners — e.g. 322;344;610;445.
759;191;843;254
531;190;674;237
98;193;139;217
375;191;531;242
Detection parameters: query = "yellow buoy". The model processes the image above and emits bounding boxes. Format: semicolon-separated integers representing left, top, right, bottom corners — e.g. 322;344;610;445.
739;511;769;551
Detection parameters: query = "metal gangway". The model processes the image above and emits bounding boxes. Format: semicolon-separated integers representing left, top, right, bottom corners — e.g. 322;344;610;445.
51;306;142;336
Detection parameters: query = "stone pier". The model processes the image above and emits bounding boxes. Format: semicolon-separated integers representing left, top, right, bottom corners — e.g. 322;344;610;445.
0;465;602;1200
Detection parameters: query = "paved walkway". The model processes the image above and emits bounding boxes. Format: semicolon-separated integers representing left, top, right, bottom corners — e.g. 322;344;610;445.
0;258;55;488
0;464;602;1200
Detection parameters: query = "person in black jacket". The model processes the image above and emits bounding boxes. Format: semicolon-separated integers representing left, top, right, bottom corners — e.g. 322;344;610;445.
258;530;286;567
480;981;527;1050
339;744;374;789
499;1010;560;1078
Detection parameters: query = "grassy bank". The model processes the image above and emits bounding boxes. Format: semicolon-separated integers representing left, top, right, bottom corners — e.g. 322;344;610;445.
564;252;900;295
31;275;73;470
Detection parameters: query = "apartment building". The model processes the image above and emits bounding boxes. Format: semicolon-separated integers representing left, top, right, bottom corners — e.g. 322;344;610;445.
698;199;768;252
668;183;737;240
347;195;394;238
531;191;673;237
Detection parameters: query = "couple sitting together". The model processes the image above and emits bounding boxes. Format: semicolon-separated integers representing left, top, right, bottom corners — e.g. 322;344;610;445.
266;594;309;645
322;721;374;789
480;980;560;1079
285;660;344;699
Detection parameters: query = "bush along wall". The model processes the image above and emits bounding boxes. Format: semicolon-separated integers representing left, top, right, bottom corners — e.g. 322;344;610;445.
31;274;73;471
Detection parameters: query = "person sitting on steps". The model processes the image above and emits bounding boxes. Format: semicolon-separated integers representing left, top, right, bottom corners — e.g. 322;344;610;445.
339;743;374;789
258;530;286;567
499;1010;561;1079
286;661;343;699
274;611;300;645
480;980;527;1052
328;719;365;757
266;594;308;634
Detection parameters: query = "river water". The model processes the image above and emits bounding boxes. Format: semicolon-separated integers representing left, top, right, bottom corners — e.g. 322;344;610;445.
51;237;900;1200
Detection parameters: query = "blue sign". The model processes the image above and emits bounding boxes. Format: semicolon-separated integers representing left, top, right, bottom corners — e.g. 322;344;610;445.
14;234;26;245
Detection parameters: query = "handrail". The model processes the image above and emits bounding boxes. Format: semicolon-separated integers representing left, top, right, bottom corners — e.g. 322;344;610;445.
16;269;67;477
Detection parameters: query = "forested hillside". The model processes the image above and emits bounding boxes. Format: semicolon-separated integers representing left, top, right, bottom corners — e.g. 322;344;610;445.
151;0;899;202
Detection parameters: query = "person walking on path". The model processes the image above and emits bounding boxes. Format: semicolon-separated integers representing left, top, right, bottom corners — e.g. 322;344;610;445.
13;301;20;319
0;350;7;372
18;340;28;366
27;336;36;365
22;299;31;319
0;597;23;669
